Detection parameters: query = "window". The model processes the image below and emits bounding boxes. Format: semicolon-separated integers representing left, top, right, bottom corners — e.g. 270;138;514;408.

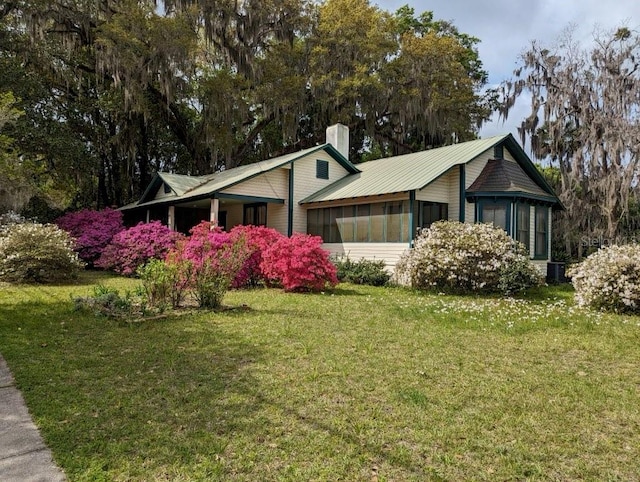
316;160;329;179
244;203;267;226
307;201;411;243
534;206;549;258
516;204;530;252
480;202;508;231
420;202;448;229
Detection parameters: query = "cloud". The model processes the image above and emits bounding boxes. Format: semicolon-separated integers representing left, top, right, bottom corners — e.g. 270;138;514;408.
374;0;640;143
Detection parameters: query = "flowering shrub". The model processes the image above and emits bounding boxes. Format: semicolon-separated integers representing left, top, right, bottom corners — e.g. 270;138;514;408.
229;225;285;288
55;208;124;264
0;222;83;283
167;221;249;308
568;244;640;313
0;211;27;237
394;221;541;294
96;221;183;275
261;233;338;292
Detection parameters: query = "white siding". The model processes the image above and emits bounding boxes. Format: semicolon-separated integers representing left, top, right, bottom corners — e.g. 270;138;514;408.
416;172;449;204
267;203;288;234
503;148;517;162
220;168;288;199
322;243;409;271
531;260;548;275
447;168;461;222
154;184;173;200
292;152;350;234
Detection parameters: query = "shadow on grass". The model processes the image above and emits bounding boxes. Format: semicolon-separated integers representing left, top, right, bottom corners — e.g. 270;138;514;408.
0;298;269;479
1;288;439;479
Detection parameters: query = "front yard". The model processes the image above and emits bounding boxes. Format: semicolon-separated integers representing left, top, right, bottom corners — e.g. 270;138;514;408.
0;273;639;480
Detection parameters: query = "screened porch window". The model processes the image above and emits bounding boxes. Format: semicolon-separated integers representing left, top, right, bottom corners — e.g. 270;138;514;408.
480;202;508;231
307;200;410;243
243;203;267;226
420;202;448;229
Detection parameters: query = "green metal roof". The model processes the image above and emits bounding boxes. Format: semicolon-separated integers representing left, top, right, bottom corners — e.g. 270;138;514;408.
301;134;512;204
158;172;207;196
124;144;358;210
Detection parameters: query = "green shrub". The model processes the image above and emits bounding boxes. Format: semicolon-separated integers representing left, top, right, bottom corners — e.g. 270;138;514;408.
74;284;138;317
334;256;390;286
394;221;542;294
568;244;640;313
137;258;192;309
0;222;83;283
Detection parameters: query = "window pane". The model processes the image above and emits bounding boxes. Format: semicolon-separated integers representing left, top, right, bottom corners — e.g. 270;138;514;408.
322;208;331;242
400;201;410;243
482;204;507;230
516;204;530;250
535;207;548;257
244;206;255;225
338;206;355;242
386;201;402;242
354;205;369;242
257;204;267;226
370;203;384;242
329;207;340;243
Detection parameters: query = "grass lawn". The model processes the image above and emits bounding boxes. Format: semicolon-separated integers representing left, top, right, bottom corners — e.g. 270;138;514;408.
1;272;639;481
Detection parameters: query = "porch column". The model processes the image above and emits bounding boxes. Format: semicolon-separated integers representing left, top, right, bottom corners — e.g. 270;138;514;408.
210;198;219;226
146;209;150;223
167;206;175;230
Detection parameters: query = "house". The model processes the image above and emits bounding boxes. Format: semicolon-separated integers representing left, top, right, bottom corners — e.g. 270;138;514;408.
121;124;561;270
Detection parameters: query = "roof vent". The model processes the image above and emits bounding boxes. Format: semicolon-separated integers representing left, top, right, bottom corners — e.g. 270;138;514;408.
326;123;349;161
494;144;504;159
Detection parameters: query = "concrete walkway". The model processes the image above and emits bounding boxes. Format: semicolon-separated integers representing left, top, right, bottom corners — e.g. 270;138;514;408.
0;355;66;481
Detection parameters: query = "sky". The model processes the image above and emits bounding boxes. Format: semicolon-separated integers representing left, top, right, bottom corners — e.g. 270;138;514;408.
375;0;640;148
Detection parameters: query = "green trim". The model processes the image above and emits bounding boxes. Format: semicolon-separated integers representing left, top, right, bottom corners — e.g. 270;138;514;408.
465;190;557;204
409;190;416;245
459;164;466;222
217;193;284;204
501;135;562;207
220;145;358;194
533;205;549;260
138;174;164;204
288;164;294;236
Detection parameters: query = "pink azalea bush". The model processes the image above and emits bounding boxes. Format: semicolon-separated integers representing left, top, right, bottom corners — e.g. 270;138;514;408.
229;225;285;288
167;222;249;307
261;233;338;292
96;221;183;275
55;208;124;264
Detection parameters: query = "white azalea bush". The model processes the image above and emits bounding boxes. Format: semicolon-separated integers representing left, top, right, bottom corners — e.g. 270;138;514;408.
394;221;542;294
0;222;83;283
568;244;640;313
